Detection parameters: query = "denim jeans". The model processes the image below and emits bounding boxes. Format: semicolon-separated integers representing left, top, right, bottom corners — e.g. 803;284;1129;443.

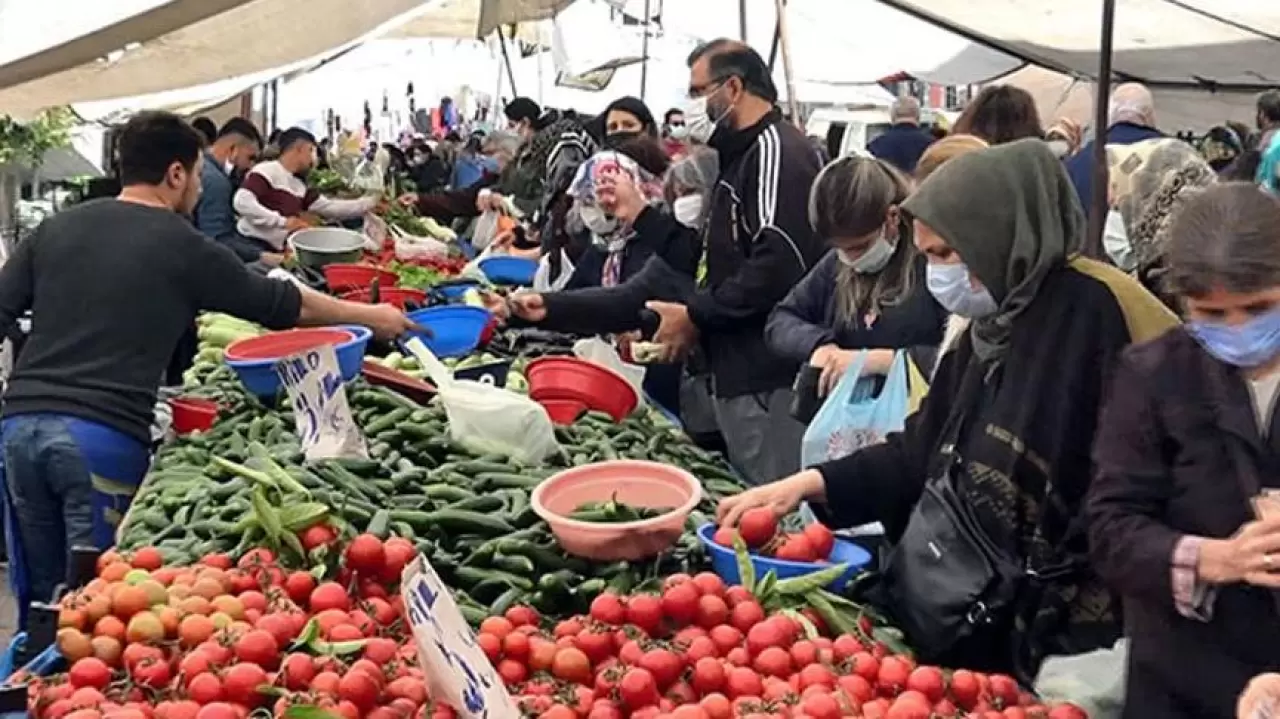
3;415;95;604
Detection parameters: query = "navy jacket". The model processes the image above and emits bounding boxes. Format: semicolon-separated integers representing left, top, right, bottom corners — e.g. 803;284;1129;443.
867;123;935;174
193;151;267;262
1065;122;1163;210
765;252;946;368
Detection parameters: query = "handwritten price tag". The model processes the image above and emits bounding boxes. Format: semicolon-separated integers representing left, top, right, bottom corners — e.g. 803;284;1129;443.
274;344;367;462
402;555;518;719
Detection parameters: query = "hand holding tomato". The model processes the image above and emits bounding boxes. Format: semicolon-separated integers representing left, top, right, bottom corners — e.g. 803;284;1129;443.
717;469;825;529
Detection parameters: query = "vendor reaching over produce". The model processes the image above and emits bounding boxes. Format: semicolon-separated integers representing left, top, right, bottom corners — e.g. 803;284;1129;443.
0;111;416;607
718;139;1177;681
396;131;520;224
233;127;378;253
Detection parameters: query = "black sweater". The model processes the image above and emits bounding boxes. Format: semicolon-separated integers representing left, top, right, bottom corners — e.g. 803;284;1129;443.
565;206;701;290
0;201;302;441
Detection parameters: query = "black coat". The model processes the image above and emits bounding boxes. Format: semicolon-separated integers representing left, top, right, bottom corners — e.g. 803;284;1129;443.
1089;328;1280;719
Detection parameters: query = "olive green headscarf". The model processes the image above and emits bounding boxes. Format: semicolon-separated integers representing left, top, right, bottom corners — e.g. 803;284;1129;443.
902;138;1084;363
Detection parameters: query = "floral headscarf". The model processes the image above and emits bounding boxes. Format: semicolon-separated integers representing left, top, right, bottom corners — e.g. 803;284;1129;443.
1107;138;1216;273
567;150;664;286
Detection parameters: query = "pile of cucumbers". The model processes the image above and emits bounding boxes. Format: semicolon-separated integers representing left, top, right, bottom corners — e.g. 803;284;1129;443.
120;373;747;619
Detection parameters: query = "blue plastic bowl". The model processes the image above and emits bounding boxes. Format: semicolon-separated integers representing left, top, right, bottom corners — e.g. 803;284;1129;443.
696;523;870;592
478;256;538;286
225;325;370;396
405;305;492;358
436;281;480;301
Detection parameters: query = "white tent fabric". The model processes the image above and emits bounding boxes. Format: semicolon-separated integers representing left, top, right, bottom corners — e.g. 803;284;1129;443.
876;0;1280;90
387;0;570;39
0;0;436;119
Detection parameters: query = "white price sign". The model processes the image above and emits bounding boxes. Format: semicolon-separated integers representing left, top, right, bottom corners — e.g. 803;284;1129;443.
274;344;368;462
402;555;518;719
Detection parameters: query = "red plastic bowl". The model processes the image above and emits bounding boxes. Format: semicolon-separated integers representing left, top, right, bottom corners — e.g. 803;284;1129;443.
323;264;400;292
340;287;427;309
539;398;588;426
170;397;218;434
361;360;436;405
224;328;355;361
526;357;639;421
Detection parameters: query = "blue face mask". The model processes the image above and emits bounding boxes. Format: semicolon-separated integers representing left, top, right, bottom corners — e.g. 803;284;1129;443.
1187;308;1280;368
926;261;999;318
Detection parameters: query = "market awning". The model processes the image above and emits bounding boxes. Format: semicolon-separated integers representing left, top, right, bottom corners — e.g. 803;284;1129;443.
387;0;571;39
875;0;1280;91
0;0;438;119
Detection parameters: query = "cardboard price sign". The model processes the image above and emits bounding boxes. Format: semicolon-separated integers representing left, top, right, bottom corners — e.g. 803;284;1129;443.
275;344;367;461
402;555;518;719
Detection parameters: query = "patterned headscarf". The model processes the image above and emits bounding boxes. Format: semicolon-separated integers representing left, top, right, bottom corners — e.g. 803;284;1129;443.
567;150;664;286
1107;138;1217;273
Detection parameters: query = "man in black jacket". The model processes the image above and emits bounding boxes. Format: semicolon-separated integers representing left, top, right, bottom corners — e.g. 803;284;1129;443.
646;39;825;485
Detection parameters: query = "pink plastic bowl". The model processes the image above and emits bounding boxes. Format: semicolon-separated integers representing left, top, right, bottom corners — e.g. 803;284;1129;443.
531;460;703;561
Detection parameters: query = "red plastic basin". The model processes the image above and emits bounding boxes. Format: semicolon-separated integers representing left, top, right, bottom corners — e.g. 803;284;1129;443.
539;398;588;426
323;263;400;292
526;357;639;422
170;397;218;434
361;360;436;405
224;328;355;361
340;287;427;309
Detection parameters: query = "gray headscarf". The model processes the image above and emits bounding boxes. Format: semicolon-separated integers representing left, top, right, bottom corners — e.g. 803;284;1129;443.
902;138;1084;363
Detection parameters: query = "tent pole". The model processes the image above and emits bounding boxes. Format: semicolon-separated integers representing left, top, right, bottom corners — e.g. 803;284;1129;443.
1086;0;1117;259
498;28;518;98
640;0;653;101
767;0;785;72
772;0;801;126
739;0;748;41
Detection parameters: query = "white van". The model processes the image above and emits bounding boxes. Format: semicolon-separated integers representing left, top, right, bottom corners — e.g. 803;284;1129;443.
806;106;951;159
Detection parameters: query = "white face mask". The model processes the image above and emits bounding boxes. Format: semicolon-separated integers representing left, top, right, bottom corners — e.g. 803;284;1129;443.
926;261;999;318
684;96;722;144
837;235;895;274
672;195;704;228
579;204;618;236
1103;209;1136;271
669;125;689;141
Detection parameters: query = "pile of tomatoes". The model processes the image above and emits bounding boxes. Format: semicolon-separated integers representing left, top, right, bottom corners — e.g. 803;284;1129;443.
476;573;1089;719
23;532;449;719
710;509;837;564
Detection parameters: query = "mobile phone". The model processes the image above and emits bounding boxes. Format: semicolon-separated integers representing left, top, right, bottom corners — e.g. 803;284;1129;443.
1254;489;1280;520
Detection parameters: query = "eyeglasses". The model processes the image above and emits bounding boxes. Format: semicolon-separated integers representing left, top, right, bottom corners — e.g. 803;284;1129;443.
688;76;733;100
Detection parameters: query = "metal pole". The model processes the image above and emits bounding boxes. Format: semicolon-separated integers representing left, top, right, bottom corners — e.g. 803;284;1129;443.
640;0;653;100
739;0;748;41
1086;0;1117;260
767;7;783;72
497;29;519;98
773;0;802;127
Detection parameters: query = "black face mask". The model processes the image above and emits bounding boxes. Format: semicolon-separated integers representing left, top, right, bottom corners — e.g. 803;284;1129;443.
604;131;642;149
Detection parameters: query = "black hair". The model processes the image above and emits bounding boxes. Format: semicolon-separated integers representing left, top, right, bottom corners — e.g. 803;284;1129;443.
216;117;262;145
504;97;542;125
603;96;658;137
686;39;778;103
612;135;670;176
277;127;317;153
664;108;684;125
118;111;205;186
266;129;282;145
1258;90;1280;126
952;85;1043;145
190;117;217;145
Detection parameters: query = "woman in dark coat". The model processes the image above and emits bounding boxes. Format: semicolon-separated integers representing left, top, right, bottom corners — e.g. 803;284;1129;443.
1088;182;1280;719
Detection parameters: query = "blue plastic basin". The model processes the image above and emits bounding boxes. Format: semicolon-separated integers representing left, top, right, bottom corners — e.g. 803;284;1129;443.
478;256;537;286
696;523;871;592
405;306;492;358
435;281;480;301
225;324;370;396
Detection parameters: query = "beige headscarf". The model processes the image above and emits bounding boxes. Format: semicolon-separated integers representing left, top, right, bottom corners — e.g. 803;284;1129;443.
1107;138;1216;273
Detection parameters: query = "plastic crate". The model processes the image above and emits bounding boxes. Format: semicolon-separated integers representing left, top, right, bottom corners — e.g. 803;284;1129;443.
0;633;62;683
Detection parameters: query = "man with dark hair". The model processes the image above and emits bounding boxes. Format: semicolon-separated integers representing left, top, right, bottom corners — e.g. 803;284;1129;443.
234;127;377;251
0;111;414;603
194;118;270;262
1255;90;1280;152
645;39;825;485
190;116;218;145
662;107;688;157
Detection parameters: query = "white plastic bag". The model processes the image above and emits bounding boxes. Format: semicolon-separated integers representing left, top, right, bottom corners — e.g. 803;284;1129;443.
533;250;575;292
573;338;646;408
363;213;389;249
472;210;503;250
1034;640;1127;719
392;226;451;261
402;338;560;464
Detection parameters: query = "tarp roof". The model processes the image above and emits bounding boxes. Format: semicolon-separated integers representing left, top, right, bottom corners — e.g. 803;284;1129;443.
0;0;438;119
386;0;570;39
876;0;1280;91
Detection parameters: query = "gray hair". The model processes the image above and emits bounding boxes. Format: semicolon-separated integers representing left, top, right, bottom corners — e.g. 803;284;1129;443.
807;155;916;324
891;96;921;123
482;131;522;162
665;146;719;202
1166;182;1280;297
1109;82;1155;128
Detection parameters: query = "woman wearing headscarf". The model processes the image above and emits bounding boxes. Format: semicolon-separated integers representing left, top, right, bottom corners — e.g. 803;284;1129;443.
1199;124;1246;174
600;96;659;142
1104;138;1217;309
1089;183;1280;719
764;156;945;403
718;139;1177;679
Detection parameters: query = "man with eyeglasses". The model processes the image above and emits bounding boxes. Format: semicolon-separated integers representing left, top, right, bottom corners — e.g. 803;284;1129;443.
193;118;279;265
644;39;825;486
663;107;688;158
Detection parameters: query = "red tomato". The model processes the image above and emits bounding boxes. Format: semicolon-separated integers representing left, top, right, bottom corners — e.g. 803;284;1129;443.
625;594;664;635
660;582;700;627
737;508;778;548
344;534;386;577
618;668;660;709
802;523;836;559
589;593;627;625
773;533;817;562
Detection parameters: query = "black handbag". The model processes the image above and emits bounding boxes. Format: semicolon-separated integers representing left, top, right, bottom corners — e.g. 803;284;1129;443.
877;363;1031;661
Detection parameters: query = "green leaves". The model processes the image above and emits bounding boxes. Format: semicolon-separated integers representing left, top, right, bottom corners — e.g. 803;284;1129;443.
0;108;73;167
